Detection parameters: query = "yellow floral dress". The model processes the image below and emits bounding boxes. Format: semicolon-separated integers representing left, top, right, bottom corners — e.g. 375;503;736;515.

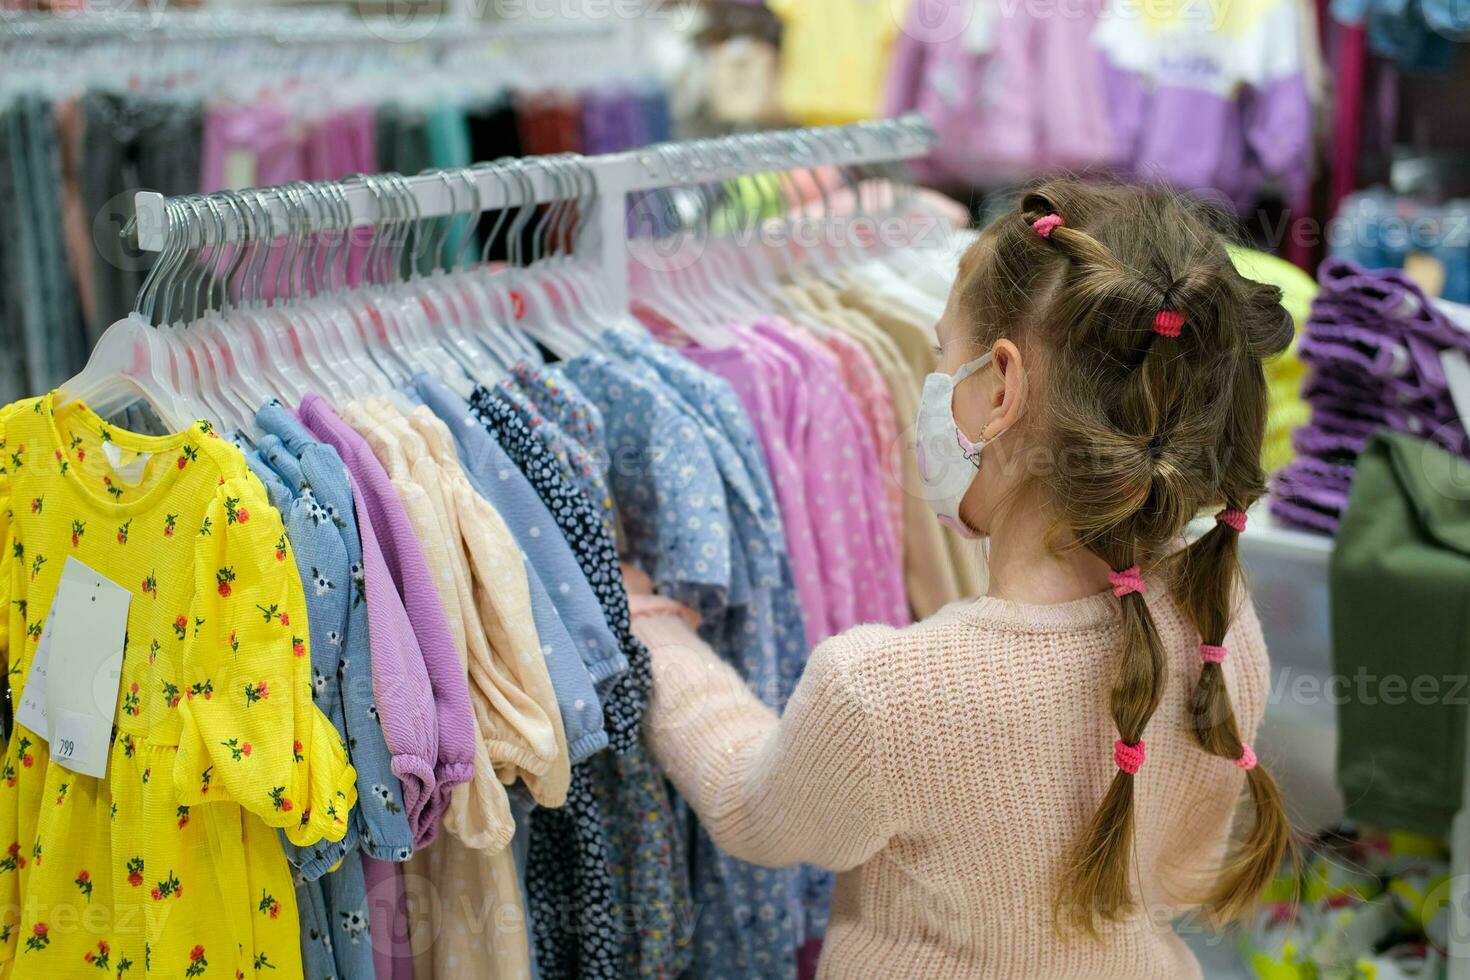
0;394;357;979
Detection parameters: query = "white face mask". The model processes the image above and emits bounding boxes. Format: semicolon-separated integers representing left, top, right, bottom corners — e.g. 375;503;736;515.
914;352;999;538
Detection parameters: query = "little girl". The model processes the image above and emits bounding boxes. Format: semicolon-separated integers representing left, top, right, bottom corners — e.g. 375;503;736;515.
627;179;1294;978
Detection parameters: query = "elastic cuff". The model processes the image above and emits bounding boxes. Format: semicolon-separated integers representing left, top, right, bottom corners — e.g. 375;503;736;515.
483;739;553;779
567;728;611;766
586;650;631;687
389;753;437;829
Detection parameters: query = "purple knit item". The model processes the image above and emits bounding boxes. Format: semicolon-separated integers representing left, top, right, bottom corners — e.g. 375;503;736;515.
300;394;476;848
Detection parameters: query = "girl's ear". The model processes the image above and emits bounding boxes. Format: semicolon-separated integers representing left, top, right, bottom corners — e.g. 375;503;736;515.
984;339;1026;440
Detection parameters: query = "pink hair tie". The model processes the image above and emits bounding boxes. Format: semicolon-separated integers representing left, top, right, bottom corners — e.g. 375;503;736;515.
1200;643;1227;664
1032;214;1064;238
1235;743;1257;771
1114;739;1146;775
1108;565;1145;598
1216;509;1248;533
1153;310;1186;337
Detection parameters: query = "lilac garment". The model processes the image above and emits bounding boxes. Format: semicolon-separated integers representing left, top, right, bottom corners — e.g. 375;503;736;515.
1101;62;1313;209
299;393;476;848
681;339;829;648
580;92;646;154
749;319;909;631
883;0;1117;184
282;402;441;844
361;857;414;980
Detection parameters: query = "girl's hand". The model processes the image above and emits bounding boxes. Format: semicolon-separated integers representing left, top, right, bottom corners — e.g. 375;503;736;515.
620;562;655;596
621;563;701;629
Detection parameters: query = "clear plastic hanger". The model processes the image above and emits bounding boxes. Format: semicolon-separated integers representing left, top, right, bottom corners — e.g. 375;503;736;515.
561;153;642;335
173;197;254;433
318;179;399;394
292;181;371;396
279;183;352;402
58;200;197;430
209;195;280;424
495;157;585;361
470;159;542;367
230;188;310;403
423;169;500;385
340;174;414;387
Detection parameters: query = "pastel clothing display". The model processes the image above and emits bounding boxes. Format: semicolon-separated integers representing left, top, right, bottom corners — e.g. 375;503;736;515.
0;394;355;979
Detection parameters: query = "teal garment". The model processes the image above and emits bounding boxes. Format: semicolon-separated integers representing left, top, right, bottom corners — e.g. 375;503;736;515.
1331;430;1470;838
426;102;473;269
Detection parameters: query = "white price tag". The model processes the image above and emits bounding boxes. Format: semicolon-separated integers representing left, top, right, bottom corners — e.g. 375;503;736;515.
42;557;131;779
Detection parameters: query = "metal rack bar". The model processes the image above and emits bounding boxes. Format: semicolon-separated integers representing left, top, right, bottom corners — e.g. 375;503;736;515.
134;115;938;311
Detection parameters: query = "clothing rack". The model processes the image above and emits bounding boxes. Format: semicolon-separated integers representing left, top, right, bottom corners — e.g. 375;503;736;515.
0;9;623;47
132;114;939;313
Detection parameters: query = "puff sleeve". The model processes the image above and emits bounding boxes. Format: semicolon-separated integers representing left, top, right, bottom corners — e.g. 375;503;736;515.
173;477;358;847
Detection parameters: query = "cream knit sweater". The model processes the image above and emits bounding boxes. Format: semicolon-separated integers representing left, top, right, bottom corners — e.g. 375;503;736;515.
632;582;1270;979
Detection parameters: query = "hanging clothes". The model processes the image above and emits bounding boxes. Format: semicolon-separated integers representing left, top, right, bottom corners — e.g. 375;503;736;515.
0;396;356;978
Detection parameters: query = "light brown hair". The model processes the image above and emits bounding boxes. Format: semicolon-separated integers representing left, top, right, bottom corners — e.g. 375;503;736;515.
954;179;1295;933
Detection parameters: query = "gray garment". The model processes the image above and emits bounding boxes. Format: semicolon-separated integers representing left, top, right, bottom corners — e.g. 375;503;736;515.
17;96;85;391
79;92;203;339
0;103;31;404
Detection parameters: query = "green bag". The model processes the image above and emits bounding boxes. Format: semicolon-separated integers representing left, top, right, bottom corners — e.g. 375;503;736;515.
1331;431;1470;838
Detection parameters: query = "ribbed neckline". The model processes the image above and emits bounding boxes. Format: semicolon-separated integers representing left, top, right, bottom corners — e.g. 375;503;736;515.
962;584;1136;633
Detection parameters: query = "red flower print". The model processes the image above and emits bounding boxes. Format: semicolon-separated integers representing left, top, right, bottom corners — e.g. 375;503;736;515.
116;520;131;545
98;942;108;954
23;920;49;952
291;636;305;658
241;743;251;757
274;534;286;562
173;616;188;640
22;755;32;768
244;681;268;706
70;519;85;548
268;786;290;811
177;805;190;829
29;497;40;514
75;869;93;902
281;799;292;812
140;571;157;598
190;945;203;961
237;509;249;523
176;445;198;469
126;856;143;887
75;450;83;462
185;945;207;977
54;449;62;462
215;566;235;598
164;514;177;538
292;740;303;763
150;888;161;901
279;612;289;627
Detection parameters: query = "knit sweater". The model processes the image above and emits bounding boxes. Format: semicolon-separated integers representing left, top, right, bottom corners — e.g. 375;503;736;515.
632;582;1271;979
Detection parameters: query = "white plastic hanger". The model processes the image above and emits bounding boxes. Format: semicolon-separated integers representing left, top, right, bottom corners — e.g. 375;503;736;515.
58;200;197;430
